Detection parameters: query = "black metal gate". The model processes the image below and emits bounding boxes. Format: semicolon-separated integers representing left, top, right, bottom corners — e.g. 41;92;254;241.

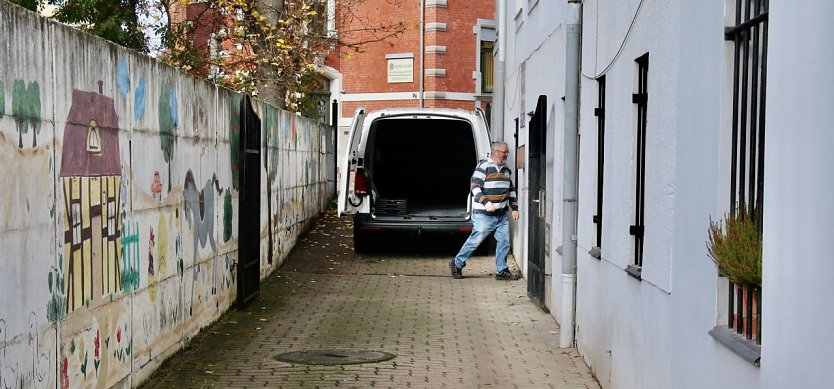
237;95;261;307
527;95;547;307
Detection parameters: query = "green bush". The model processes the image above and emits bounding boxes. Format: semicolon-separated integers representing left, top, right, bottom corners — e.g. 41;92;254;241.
707;207;762;288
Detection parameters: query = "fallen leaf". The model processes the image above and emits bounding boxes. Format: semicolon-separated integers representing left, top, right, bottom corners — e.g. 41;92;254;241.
259;318;268;322
548;331;558;335
205;370;214;374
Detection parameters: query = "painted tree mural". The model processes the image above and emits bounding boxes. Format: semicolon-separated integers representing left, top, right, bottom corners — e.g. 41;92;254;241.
12;80;42;148
158;82;178;192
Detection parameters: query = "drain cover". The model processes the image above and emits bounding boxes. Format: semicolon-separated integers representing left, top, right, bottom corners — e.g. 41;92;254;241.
275;349;395;365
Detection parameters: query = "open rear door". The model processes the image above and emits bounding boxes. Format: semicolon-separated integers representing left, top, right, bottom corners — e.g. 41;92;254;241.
337;107;366;216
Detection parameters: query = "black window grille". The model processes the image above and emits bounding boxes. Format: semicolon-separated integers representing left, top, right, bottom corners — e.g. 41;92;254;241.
593;76;606;250
725;0;767;345
628;53;648;279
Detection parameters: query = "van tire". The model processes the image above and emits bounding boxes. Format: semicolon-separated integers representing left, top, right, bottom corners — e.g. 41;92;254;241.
354;228;371;254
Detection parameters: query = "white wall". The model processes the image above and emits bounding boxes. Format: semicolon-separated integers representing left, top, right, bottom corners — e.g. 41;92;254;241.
0;3;334;387
761;2;834;387
501;0;568;320
574;1;683;386
497;1;834;388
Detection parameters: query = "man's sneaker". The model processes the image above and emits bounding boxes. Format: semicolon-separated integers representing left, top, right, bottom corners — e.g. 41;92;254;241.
495;269;520;281
449;259;463;279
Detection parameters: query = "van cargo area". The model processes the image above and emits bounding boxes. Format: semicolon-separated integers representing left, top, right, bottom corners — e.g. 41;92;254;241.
367;118;477;218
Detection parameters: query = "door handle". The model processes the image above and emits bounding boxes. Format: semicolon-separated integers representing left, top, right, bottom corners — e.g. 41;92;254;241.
535;189;545;218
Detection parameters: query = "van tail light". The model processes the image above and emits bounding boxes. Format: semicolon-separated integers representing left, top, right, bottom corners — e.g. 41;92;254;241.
354;169;369;195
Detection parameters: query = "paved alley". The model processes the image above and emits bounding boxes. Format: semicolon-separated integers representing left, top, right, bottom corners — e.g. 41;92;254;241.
140;206;600;388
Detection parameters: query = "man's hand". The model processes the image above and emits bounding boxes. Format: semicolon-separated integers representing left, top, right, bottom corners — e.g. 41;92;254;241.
485;202;496;212
511;210;519;221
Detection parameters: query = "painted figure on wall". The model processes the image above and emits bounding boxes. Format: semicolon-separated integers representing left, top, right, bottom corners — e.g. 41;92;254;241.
183;170;220;262
59;89;123;312
151;171;162;200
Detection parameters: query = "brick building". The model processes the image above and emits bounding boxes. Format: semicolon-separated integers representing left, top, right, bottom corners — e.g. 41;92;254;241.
166;0;496;158
326;0;496;158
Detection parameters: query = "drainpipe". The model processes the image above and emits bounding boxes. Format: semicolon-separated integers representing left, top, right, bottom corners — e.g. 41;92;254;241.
560;0;581;349
419;0;425;108
492;0;506;141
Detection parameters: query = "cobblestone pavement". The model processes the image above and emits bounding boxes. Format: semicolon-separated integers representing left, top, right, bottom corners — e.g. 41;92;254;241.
140;206;601;389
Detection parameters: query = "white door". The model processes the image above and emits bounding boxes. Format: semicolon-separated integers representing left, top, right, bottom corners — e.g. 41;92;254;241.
337;108;366;216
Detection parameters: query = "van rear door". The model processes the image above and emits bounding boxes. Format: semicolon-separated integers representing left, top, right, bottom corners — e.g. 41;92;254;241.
337;107;366;216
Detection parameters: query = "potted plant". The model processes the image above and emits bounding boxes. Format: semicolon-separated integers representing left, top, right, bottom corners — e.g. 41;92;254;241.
707;206;762;340
707;206;762;288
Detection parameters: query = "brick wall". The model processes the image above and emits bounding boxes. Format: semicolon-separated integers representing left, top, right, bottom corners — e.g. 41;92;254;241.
331;0;494;120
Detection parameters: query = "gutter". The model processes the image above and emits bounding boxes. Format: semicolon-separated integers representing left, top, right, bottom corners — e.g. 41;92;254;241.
560;0;582;349
419;0;425;108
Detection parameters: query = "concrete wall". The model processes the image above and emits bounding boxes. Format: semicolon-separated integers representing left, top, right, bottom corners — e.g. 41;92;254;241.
501;0;831;388
0;2;335;388
760;2;834;387
498;0;568;320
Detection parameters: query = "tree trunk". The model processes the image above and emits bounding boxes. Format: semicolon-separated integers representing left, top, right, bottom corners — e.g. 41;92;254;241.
255;0;285;109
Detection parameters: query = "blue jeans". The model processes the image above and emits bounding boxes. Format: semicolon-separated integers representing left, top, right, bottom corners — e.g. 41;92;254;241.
454;211;511;273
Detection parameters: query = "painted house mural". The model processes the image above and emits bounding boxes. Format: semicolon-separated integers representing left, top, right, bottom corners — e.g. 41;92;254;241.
0;1;336;387
59;90;123;312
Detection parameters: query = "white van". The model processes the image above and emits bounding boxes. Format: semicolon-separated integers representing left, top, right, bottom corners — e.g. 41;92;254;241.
338;107;493;253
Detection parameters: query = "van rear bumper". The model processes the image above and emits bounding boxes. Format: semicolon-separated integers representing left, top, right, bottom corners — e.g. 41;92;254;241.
353;214;473;235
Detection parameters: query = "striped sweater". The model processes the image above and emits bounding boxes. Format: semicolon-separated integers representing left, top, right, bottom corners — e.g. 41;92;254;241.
470;159;519;215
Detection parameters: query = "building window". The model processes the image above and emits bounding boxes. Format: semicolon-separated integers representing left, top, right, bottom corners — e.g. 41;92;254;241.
628;53;649;280
475;23;496;95
480;40;494;93
723;0;767;345
86;120;101;153
310;0;328;36
593;76;606;251
208;33;222;81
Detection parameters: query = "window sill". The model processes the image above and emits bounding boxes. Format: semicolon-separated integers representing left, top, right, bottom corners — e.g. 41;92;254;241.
589;247;601;259
625;264;642;280
709;326;761;367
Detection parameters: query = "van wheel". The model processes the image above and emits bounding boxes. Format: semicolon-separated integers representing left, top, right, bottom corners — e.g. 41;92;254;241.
354;228;372;254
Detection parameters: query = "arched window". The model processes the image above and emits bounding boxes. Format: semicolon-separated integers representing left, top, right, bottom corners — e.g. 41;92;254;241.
87;119;102;153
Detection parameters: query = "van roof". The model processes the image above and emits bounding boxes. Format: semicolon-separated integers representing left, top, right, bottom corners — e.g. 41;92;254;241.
367;107;478;116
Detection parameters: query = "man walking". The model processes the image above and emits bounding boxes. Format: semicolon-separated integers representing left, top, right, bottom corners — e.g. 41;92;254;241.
450;141;520;280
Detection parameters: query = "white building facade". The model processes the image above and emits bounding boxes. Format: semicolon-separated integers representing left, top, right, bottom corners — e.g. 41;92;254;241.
496;1;834;388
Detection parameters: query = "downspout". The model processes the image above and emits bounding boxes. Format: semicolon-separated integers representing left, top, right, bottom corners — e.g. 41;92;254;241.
560;0;582;349
492;0;506;140
419;0;425;108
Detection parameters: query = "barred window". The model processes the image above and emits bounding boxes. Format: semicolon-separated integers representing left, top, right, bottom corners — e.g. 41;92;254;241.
723;0;768;347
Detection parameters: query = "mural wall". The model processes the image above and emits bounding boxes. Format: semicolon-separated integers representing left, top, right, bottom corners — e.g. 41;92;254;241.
0;2;336;388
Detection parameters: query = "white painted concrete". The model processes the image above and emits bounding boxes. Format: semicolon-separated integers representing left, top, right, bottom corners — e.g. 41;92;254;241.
498;0;834;388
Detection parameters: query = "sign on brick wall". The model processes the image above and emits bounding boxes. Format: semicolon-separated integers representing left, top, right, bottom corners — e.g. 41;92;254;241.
387;57;413;83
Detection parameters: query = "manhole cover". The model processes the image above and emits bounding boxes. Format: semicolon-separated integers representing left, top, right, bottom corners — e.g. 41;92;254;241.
275;349;395;365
